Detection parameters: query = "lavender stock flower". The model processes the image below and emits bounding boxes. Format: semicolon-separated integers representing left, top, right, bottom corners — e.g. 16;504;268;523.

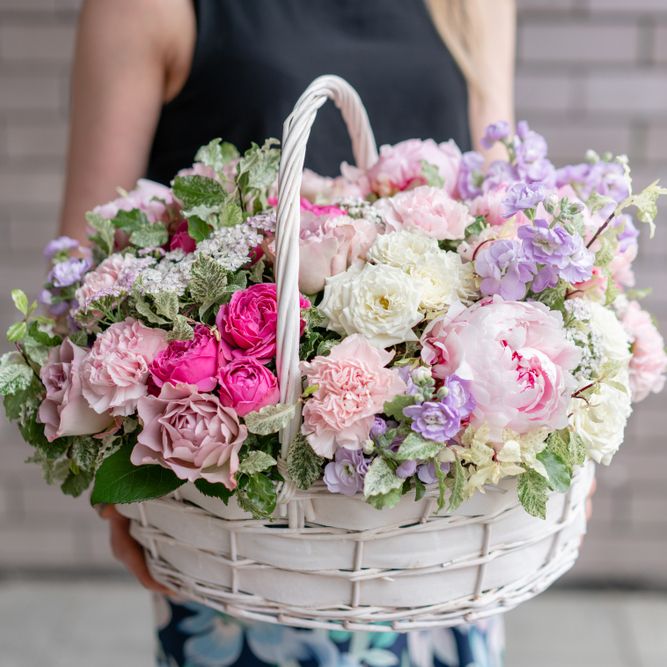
323;449;369;496
475;239;536;300
501;182;546;218
48;257;91;288
43;236;80;259
417;461;451;485
457;151;485;199
481;121;511;150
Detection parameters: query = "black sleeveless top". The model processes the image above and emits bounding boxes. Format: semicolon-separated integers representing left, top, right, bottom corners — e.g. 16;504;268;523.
146;0;471;182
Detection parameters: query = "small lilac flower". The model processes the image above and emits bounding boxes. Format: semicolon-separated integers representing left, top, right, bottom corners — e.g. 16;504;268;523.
417;461;451;485
397;366;422;397
501;182;545;218
43;236;79;259
370;417;388;441
481;121;511;150
457;151;485;199
519;158;557;188
48;257;91;288
323;449;369;496
514;122;548;164
475;239;536;300
396;460;418;479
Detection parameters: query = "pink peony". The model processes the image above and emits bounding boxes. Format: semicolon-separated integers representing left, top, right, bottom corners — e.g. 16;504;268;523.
300;334;406;458
131;383;247;489
218;358;280;416
374;186;472;241
80;318;168;416
620;300;667;402
469;186;508;226
366;138;461;197
421;297;581;438
301;167;370;203
169;220;196;253
93;179;174;224
216;283;309;364
37;339;112;441
150;324;219;392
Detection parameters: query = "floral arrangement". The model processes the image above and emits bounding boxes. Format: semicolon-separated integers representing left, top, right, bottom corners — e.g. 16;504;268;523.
2;123;666;520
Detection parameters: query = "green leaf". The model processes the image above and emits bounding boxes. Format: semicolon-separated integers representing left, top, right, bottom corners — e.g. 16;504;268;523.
172;175;229;210
248;257;266;284
168;315;194;342
534;281;568;314
517;469;549;519
420;160;445;188
188;255;228;312
414;478;426;501
465;217;487;239
366;486;403;510
244;402;295;436
448;456;466;511
537;447;572;493
6;321;27;343
286;432;324;491
383;394;416;422
238;139;280;191
85;212;115;255
133;293;169;325
395;432;443;461
69;330;89;347
11;289;29;316
0;358;34;396
220;202;243;228
110;208;149;232
187;216;212;243
129;224;168;249
153;291;179;321
194;138;239;173
90;443;185;504
194;478;233;504
236;473;277;518
61;468;94;497
363;457;403;499
238;450;277;476
620;180;667;237
27;321;61;347
569;431;587;467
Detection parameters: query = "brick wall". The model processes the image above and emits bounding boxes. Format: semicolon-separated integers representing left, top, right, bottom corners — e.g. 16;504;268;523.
0;0;666;583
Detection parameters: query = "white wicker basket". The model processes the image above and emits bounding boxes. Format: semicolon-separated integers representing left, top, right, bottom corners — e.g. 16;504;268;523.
117;75;594;632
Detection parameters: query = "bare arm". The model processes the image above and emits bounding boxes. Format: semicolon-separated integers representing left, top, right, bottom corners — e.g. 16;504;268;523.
467;0;516;160
59;0;195;242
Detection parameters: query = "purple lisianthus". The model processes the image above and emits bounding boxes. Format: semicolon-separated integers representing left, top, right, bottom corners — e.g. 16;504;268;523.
475;239;536;300
417;461;451;485
43;236;80;259
481;121;511;150
457;151;485;199
48;257;91;288
501;182;546;218
323;448;369;496
370;417;388;441
403;375;474;443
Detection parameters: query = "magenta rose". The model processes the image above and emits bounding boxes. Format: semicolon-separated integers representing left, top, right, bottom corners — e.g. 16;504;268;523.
216;283;310;364
131;383;247;489
80;318;168;416
169;220;196;253
218;358;280;417
37;339;113;441
150;324;218;392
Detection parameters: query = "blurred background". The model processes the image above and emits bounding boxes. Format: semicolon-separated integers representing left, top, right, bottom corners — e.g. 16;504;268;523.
0;0;665;665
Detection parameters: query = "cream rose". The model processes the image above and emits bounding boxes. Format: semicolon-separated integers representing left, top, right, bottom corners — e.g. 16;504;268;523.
588;301;632;367
318;263;423;348
367;230;440;270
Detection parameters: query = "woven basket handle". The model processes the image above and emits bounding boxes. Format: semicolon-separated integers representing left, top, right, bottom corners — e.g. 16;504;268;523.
275;75;378;461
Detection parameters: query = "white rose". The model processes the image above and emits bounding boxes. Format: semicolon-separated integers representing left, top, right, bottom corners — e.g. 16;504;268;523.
588;301;631;366
318;263;423;347
367;230;439;269
570;376;632;465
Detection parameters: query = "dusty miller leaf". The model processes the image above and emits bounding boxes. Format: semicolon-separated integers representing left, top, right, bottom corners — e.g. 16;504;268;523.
448;456;466;511
168;315;194;341
153;292;179;321
0;355;34;396
364;457;403;499
244;403;296;436
517;469;549;519
172;175;229;210
194;138;239;173
395;432;443;462
85;212;115;255
238;450;277;476
286;432;324;491
188;255;228;310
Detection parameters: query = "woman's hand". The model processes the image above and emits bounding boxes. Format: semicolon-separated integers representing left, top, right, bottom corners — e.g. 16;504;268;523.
98;504;172;594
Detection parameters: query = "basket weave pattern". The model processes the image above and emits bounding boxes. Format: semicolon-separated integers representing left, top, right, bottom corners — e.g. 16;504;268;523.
117;76;593;631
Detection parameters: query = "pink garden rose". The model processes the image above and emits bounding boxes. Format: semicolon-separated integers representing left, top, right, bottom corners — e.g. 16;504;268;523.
374;186;472;241
620;300;667;402
216;283;309;364
169;220;196;253
80;318;168;416
150;324;218;392
366;138;461;197
218;358;280;417
94;179;174;224
38;339;112;441
421;297;581;438
300;334;406;458
132;383;247;489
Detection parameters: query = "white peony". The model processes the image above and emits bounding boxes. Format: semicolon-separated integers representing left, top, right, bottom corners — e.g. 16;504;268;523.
318;263;423;347
367;230;439;269
570;377;632;465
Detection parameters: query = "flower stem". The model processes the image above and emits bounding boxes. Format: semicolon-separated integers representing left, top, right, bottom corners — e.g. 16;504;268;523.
586;210;616;249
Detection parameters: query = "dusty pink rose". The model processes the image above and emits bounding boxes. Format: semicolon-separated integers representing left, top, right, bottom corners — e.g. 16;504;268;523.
94;179;174;224
301;167;370;203
131;383;247;489
169;220;196;253
300;334;406;458
37;339;112;441
366;138;461;197
80;318;168;416
374;185;472;240
218;358;280;417
421;297;580;438
469;186;508;226
216;283;309;364
620;300;667;402
150;324;218;392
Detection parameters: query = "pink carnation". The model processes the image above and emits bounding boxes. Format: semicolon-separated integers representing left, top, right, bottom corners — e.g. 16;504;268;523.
620;300;667;402
300;334;406;458
93;179;173;224
37;339;112;441
367;138;461;197
80;318;168;416
374;185;472;240
421;297;581;438
218;358;280;417
150;324;219;392
216;283;309;364
132;383;246;489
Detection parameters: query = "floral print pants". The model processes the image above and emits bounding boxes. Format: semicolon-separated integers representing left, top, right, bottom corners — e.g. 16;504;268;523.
154;596;505;667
